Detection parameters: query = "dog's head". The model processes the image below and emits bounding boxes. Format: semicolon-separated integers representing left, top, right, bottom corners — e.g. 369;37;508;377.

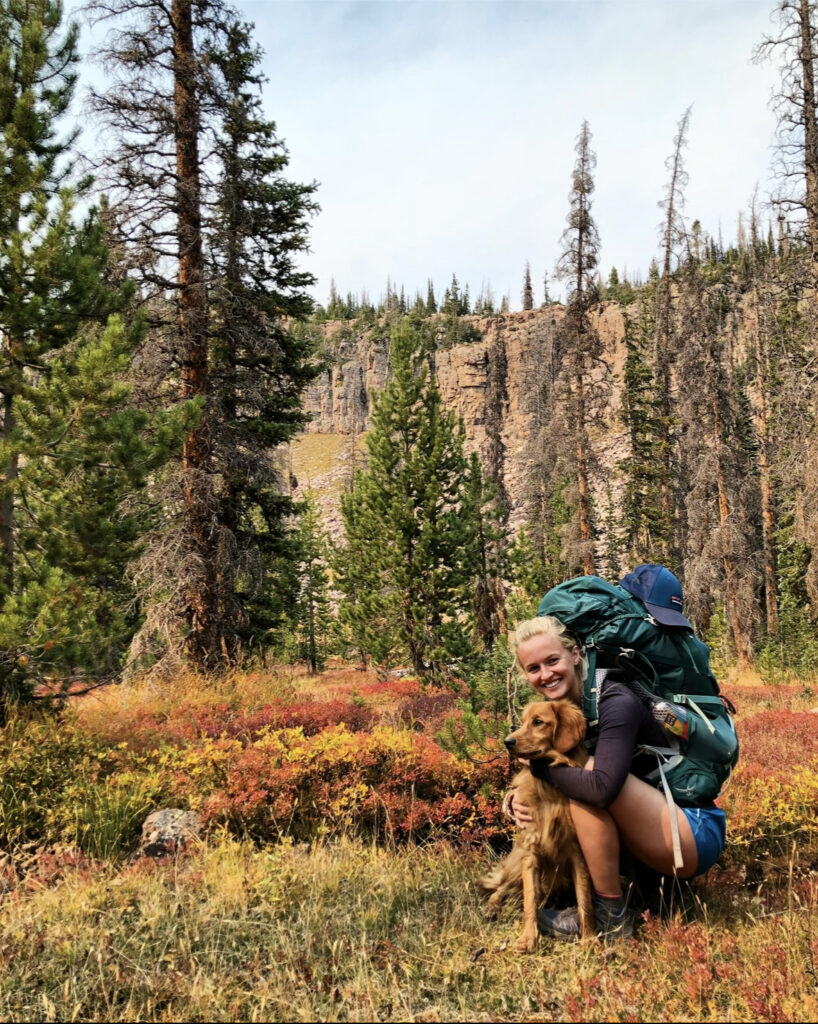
504;699;586;760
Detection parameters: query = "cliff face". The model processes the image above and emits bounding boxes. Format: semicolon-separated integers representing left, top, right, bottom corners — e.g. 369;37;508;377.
290;306;628;538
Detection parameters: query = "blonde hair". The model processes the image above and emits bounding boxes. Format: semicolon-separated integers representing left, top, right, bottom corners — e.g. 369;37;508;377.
511;615;588;681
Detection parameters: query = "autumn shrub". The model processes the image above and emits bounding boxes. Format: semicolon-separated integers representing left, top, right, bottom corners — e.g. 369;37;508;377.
0;714;106;849
396;691;459;730
325;674;427;703
126;698;377;746
719;711;818;869
176;724;513;845
5;669;818;871
0;713;166;858
721;682;813;715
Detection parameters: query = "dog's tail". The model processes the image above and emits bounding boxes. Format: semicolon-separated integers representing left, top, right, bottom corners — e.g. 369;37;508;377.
477;865;505;896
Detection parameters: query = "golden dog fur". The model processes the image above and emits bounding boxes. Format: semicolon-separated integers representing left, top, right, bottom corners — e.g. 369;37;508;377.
480;699;594;951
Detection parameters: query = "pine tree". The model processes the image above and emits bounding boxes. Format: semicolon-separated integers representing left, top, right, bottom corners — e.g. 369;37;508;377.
618;287;670;566
91;0;318;670
746;197;780;633
336;318;477;682
0;1;169;715
0;0;117;593
334;477;398;669
462;452;508;651
206;17;319;654
0;317;189;707
756;0;818;272
553;120;602;575
675;255;759;665
442;274;461;316
522;262;534;310
90;0;217;665
654;107;692;561
426;279;437;314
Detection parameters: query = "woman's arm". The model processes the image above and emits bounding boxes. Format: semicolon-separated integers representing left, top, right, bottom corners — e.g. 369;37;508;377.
529;688;643;808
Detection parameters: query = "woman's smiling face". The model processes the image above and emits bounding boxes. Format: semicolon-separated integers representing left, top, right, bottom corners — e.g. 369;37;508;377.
516;632;582;704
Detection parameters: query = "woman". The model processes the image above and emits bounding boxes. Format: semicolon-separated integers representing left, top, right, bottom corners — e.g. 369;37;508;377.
506;614;727;942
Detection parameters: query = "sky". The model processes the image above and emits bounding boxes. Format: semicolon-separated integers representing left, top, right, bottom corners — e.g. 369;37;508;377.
71;0;784;309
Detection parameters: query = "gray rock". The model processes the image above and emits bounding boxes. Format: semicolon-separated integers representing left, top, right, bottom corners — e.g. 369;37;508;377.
139;809;202;858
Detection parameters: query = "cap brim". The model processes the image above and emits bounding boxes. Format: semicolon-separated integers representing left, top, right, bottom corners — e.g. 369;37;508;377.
645;601;694;631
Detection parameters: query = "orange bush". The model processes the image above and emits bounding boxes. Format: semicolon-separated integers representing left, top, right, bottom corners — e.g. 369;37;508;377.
163;724;514;845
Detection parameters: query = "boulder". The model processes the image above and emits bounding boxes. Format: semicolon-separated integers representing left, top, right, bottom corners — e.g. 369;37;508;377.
139;809;202;858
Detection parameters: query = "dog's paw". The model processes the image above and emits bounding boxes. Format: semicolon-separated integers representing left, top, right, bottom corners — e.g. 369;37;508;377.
513;932;538;954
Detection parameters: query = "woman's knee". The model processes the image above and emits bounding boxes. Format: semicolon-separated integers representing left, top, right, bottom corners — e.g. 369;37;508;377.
608;777;699;877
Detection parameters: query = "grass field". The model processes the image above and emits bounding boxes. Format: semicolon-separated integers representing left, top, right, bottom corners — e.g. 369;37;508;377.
1;667;817;1021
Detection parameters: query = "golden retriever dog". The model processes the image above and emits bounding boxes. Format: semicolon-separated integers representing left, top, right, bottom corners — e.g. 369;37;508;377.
480;699;594;952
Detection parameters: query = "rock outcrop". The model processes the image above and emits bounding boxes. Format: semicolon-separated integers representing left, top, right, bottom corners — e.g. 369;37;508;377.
290;306;628;539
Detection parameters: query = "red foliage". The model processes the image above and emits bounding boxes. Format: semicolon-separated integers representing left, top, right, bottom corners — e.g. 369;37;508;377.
197;726;512;846
20;847;97;890
734;710;818;771
396;692;459;730
107;698;377;751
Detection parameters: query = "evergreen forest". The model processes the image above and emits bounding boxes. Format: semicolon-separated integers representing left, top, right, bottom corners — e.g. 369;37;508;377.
3;0;818;710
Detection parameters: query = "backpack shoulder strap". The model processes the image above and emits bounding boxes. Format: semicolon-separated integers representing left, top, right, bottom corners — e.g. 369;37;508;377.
583;667;620;744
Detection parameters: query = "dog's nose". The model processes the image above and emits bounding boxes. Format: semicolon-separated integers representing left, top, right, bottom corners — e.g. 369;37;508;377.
504;735;516;750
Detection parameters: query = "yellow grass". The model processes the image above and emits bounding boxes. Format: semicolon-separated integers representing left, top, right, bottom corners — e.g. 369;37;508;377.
2;667;818;1021
1;835;817;1022
288;433;368;492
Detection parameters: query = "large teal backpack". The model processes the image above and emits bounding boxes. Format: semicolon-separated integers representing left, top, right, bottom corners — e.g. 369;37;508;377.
536;575;739;807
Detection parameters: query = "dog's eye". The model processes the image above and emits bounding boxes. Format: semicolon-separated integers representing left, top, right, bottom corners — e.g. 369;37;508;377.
532;717;543;726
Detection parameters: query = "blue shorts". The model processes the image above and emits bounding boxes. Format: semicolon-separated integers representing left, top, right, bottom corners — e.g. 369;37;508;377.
682;805;726;875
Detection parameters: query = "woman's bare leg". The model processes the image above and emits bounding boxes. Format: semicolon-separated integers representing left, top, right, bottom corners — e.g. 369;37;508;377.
570;773;699;891
569;801;623;895
608;774;698;878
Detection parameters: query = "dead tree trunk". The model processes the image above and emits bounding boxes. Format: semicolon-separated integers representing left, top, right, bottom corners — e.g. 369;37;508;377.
798;0;818;268
655;108;692;562
173;0;219;667
712;396;754;669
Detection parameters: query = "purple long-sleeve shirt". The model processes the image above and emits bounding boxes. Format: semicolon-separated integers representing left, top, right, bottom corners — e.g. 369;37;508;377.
530;680;668;808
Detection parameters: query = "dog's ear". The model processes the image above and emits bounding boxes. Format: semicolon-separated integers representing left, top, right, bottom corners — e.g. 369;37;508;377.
552;701;586;754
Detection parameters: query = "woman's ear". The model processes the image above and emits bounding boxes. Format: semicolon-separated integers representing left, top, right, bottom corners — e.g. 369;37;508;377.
552;700;587;753
571;645;581;666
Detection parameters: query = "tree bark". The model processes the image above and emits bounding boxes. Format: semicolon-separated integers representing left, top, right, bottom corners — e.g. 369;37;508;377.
0;380;17;593
713;397;754;668
798;0;818;268
173;0;218;667
752;276;780;634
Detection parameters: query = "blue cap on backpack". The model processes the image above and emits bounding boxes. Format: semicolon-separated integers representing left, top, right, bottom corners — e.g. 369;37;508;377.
619;564;693;630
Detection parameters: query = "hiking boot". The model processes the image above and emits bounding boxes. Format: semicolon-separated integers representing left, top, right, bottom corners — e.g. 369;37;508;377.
537;892;634;944
537;904;582;940
591;892;634;943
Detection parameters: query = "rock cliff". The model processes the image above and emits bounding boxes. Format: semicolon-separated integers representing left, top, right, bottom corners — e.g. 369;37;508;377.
288;306;628;539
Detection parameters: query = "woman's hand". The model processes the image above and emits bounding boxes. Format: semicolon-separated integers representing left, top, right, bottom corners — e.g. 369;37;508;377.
502;788;534;828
